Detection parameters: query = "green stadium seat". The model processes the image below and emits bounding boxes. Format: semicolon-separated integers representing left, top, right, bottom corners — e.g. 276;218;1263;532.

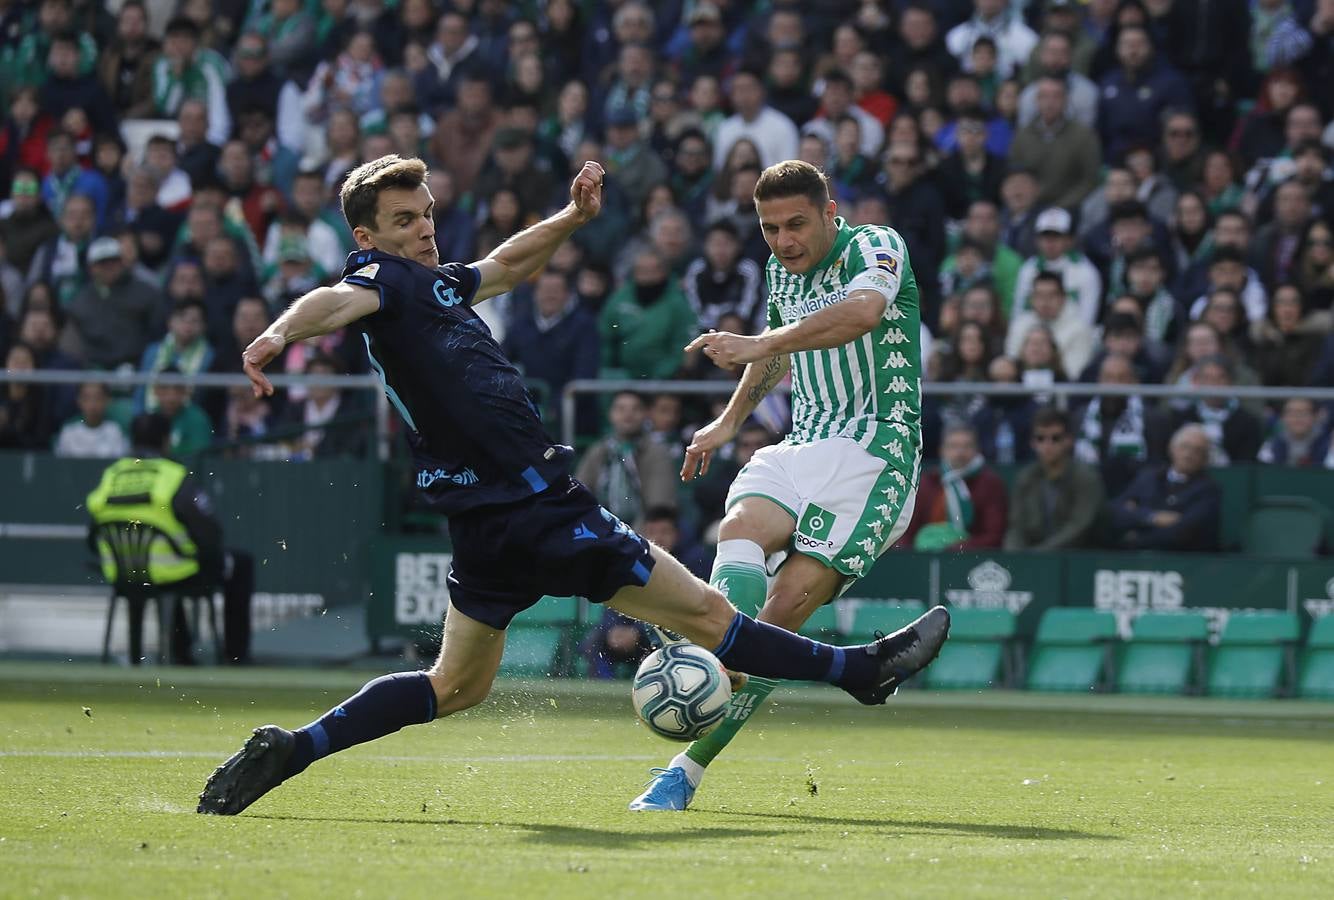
925;607;1016;690
1116;612;1209;695
1297;615;1334;701
499;626;566;678
1207;611;1300;698
1025;608;1118;693
1242;496;1330;559
847;600;926;643
799;602;842;640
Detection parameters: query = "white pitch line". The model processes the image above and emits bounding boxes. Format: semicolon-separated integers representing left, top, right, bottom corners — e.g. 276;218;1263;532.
0;750;664;763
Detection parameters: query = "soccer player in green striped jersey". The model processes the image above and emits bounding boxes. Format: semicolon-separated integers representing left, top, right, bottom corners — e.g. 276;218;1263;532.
630;160;928;811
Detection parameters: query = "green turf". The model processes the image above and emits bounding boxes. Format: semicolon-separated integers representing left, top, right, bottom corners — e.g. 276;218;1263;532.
2;663;1332;899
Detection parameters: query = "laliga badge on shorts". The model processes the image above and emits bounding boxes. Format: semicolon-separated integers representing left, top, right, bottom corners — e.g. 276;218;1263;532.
797;503;837;543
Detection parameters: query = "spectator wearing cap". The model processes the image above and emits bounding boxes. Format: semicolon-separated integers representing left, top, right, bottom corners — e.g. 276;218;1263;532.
39;32;116;135
26;192;96;308
674;2;731;85
1097;25;1193;161
1006;270;1097;376
945;0;1039;81
1;170;59;275
96;0;160;117
1258;398;1332;467
1109;423;1220;552
1150;355;1264;464
227;32;284;125
472;127;557;219
262;230;322;309
712;69;799;170
936;107;1007;221
682;219;765;335
1005;406;1105;550
1018;29;1098;130
152;17;231;146
603;104;668;211
429;72;500;196
804;70;886;161
1008;76;1101;212
65;236;165;370
1013;207;1103;324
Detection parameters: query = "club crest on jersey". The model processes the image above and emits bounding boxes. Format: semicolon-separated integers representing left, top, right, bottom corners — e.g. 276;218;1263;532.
352;263;380;280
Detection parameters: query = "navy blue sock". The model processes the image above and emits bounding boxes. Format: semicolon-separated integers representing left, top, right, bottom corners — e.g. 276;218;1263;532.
711;613;877;689
282;671;437;779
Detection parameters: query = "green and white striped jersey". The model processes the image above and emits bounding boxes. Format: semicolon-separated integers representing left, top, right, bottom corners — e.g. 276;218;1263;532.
765;218;921;471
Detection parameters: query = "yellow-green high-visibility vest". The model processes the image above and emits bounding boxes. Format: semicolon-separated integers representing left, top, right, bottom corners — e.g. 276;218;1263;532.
86;456;200;585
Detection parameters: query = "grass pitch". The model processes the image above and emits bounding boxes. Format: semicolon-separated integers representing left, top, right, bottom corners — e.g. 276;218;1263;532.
1;663;1331;899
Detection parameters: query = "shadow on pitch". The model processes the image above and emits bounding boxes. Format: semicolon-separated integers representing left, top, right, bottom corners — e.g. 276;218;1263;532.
712;810;1117;841
246;813;783;848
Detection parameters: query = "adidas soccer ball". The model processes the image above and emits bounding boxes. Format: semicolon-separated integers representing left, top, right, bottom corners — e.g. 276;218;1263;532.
631;643;732;741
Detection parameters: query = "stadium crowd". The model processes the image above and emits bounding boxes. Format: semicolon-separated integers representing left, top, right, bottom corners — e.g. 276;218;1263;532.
1;2;1333;495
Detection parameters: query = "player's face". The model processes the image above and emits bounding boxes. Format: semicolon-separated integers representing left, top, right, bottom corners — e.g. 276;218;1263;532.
363;184;439;267
756;195;837;274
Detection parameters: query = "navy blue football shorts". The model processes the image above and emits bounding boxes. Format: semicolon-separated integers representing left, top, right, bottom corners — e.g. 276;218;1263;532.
445;478;657;630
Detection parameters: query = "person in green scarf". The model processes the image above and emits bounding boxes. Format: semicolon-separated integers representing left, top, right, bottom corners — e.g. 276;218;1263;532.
900;423;1009;550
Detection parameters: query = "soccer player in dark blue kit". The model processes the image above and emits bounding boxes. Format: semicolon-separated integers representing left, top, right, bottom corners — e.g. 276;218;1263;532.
196;155;950;815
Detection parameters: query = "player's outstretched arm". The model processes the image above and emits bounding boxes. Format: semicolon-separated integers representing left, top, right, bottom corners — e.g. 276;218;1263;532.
680;346;789;481
241;281;379;397
691;290;886;370
469;161;604;303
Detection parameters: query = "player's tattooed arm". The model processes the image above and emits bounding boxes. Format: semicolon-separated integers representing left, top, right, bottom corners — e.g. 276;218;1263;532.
746;354;787;404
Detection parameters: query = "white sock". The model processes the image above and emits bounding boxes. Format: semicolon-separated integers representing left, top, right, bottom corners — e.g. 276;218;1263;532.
713;538;766;572
670;751;705;787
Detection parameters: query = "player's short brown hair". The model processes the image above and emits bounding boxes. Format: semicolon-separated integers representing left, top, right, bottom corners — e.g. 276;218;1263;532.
753;159;830;209
339;155;429;231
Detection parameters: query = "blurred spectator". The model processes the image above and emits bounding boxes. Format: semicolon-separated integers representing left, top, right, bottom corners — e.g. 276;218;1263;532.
0;234;22;322
65;236;165;370
879;141;947;294
150;366;213;457
1075;352;1149;497
473;126;556;217
999;167;1040;258
1005;406;1104;550
217;139;284;246
152;17;231;146
263;170;347;278
1151;355;1264;464
0;341;52;449
691;421;778;532
143;134;194;214
575;390;677;525
1179;215;1267;318
1200;149;1245;217
945;0;1038;81
39;32;115;135
423;10;482;107
139;298;213;412
1294;217;1334;311
1251;283;1327;386
246;0;315;78
29;190;98;307
1250;179;1312;287
712;68;799;169
1165;319;1263;397
1258;397;1331;465
1121;248;1184;345
1008;77;1101;211
600;248;696;380
899;422;1008;550
1123;144;1179;228
597;41;655;130
1006;272;1096;377
682;220;764;335
503;268;599;434
4;0;98;93
40;131;107;227
805;69;884;160
1109;423;1220;552
262;230;323;310
1097;26;1192;160
1017;30;1098;129
974;354;1037;464
226;32;283;126
637;505;712;580
1013;207;1102;323
429;71;498;196
602;105;668;211
577;608;653;679
885;5;958;97
1167;192;1213;293
1079;308;1170;384
427;169;476;266
1;169;59;274
53;381;128;458
276;352;363;459
936;107;1006;220
1;89;54;198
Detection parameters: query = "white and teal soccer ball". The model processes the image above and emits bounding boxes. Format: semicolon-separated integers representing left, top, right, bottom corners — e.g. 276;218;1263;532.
631;643;732;741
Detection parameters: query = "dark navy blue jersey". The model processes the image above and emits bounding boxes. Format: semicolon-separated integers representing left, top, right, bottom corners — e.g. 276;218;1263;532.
342;249;574;514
